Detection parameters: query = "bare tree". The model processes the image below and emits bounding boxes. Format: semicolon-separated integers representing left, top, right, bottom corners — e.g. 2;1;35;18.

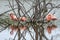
0;0;60;40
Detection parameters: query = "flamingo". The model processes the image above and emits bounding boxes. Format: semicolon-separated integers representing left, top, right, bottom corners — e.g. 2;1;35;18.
51;15;57;20
10;25;27;35
46;13;57;21
10;25;18;35
10;25;15;35
19;17;27;21
47;26;52;34
47;24;57;34
51;25;57;30
46;14;52;21
9;13;18;21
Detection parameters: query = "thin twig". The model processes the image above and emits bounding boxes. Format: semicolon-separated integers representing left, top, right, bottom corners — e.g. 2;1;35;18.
13;31;18;40
7;0;17;17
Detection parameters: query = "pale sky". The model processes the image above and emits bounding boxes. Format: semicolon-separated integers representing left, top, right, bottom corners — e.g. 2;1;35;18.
0;0;60;40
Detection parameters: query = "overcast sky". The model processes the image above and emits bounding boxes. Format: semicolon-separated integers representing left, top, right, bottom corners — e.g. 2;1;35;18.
0;0;60;40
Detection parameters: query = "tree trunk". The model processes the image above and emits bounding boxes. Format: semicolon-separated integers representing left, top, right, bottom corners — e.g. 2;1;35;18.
18;29;20;40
